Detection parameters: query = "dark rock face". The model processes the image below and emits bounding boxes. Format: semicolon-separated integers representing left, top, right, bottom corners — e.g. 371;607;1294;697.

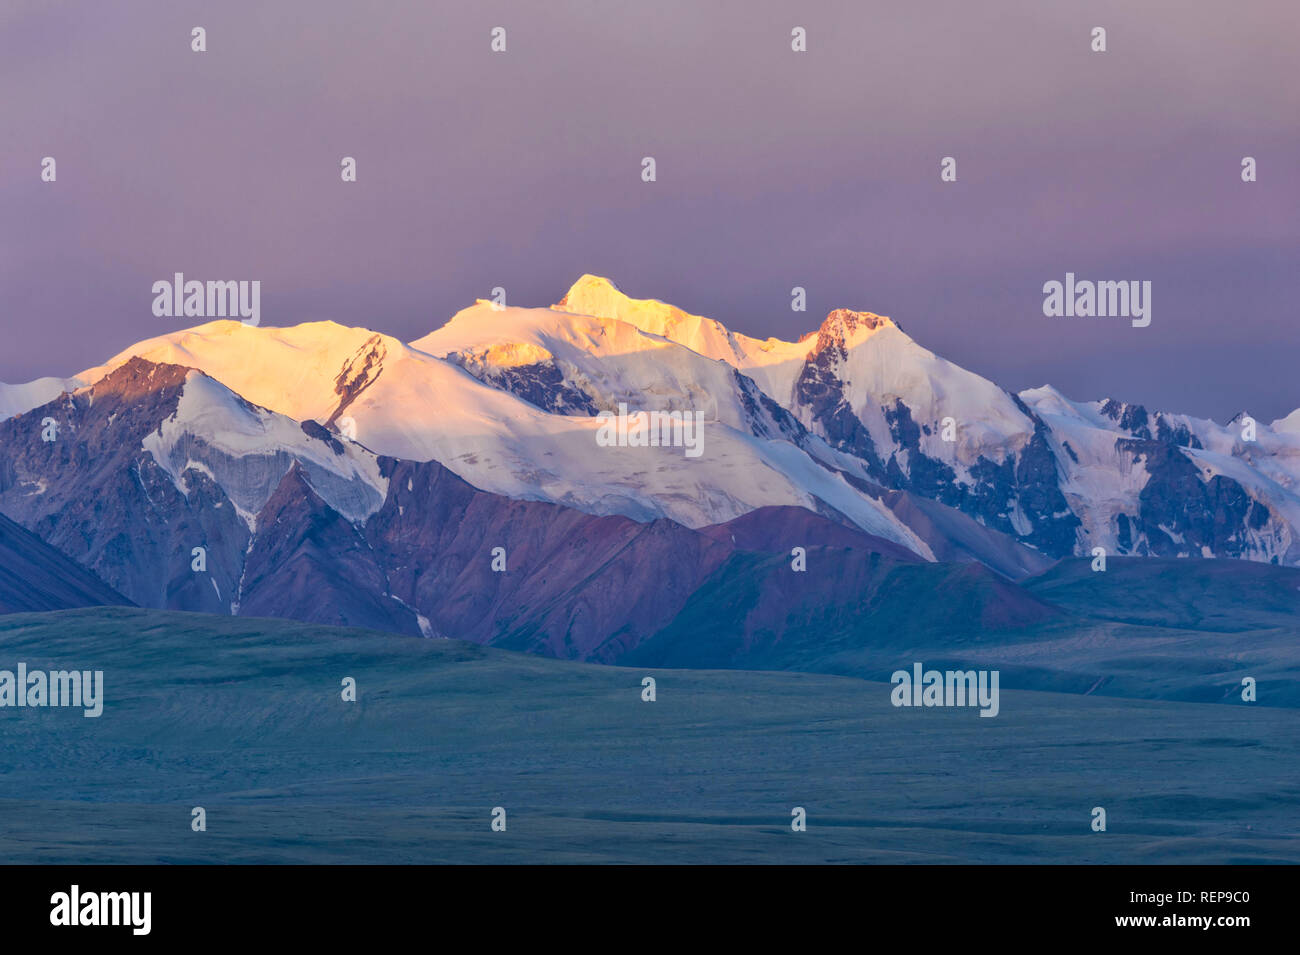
1119;439;1262;559
1009;403;1084;557
1155;416;1202;450
882;399;962;506
1101;399;1152;439
732;369;807;444
856;393;1081;559
328;334;387;424
1116;513;1134;551
793;349;884;471
444;354;599;416
299;419;345;455
1102;399;1202;450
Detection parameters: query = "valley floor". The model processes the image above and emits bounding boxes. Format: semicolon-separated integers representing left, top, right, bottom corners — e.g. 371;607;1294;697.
0;608;1295;864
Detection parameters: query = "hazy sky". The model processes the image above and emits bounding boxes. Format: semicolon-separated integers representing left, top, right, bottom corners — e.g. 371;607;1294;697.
3;0;1297;420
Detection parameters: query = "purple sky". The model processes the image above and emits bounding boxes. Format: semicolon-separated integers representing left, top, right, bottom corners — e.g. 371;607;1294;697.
4;0;1298;420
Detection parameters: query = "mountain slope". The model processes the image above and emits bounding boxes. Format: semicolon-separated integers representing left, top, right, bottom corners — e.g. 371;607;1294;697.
1023;556;1300;633
0;511;131;613
627;553;1062;672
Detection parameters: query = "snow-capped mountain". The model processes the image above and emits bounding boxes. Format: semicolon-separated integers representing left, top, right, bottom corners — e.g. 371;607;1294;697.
1020;388;1300;563
556;275;1300;565
1;274;1297;575
6;356;1034;658
50;316;933;554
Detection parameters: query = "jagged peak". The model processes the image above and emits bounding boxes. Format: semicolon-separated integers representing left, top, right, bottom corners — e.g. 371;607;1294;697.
806;307;896;358
818;307;893;337
87;354;194;397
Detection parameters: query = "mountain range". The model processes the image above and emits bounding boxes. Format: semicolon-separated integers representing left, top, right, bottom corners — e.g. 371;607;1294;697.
1;275;1297;676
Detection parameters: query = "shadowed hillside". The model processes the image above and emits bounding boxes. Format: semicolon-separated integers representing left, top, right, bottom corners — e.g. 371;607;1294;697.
0;511;130;613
